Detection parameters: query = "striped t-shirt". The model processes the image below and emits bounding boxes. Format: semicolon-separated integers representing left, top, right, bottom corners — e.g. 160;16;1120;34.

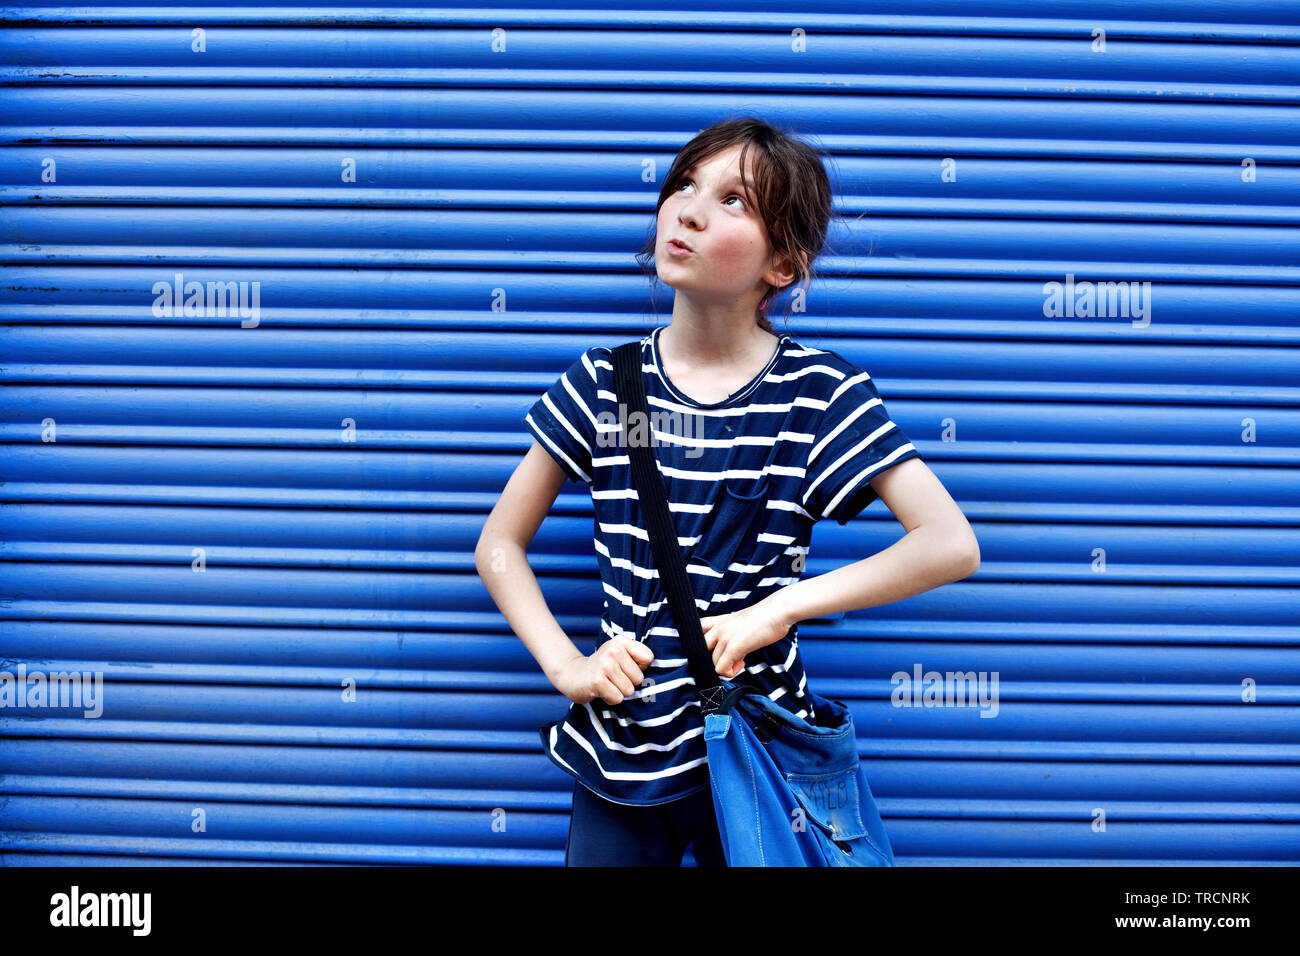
524;325;922;806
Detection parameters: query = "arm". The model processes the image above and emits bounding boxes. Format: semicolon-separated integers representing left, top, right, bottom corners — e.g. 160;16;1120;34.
767;457;979;628
475;441;653;702
474;441;587;686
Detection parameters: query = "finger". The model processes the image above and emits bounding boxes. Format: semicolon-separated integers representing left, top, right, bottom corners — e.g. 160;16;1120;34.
719;636;747;675
712;632;734;668
605;667;635;698
623;638;655;667
614;647;646;687
596;676;623;706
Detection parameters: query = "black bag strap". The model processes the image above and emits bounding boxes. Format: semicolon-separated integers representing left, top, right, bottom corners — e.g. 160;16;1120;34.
612;340;735;715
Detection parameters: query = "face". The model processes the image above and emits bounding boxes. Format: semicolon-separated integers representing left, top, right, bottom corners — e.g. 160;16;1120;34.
655;143;793;303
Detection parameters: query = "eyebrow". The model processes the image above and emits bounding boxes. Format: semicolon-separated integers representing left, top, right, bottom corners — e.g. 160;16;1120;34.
684;171;754;196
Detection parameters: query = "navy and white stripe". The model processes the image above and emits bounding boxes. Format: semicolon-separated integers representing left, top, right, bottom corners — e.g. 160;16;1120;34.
524;326;921;805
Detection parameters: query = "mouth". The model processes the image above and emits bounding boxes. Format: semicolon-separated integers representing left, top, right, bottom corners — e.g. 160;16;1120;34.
666;238;694;255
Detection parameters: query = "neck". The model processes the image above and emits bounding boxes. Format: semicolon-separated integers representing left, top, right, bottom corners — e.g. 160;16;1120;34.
661;297;776;365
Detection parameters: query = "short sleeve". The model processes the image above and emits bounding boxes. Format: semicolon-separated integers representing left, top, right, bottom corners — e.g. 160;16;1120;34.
523;348;604;485
802;367;921;525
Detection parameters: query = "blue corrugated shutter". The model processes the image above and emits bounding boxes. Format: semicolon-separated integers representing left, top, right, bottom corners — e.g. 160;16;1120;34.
2;2;1297;865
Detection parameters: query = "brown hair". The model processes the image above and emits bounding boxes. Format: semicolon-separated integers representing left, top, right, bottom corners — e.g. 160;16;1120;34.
636;115;836;335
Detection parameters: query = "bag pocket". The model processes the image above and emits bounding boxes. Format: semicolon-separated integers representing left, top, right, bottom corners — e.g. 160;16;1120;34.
786;765;890;866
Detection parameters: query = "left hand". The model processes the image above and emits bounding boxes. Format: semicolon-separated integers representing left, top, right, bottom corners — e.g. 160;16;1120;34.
700;598;793;680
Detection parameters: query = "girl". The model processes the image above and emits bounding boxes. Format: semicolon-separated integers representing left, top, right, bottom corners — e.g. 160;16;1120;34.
476;116;980;866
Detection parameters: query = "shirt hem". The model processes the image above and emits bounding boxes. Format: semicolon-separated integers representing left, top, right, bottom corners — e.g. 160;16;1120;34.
537;722;711;807
523;413;590;485
831;446;923;525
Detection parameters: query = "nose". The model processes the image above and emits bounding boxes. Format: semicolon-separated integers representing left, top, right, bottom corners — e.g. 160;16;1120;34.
677;193;705;230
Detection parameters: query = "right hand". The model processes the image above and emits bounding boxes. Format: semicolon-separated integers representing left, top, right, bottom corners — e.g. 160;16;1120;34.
552;637;656;705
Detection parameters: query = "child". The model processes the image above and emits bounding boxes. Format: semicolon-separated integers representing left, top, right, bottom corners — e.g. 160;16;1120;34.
476;116;980;866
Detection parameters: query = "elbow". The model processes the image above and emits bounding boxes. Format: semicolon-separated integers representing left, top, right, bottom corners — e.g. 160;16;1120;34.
474;542;497;575
954;528;980;580
929;519;978;582
475;529;522;578
473;532;496;577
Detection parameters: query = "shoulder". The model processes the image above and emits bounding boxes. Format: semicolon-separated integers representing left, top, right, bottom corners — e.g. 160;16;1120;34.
561;345;611;383
782;337;876;397
582;334;653;375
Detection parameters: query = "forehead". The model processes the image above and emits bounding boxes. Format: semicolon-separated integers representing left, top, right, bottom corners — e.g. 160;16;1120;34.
685;143;757;187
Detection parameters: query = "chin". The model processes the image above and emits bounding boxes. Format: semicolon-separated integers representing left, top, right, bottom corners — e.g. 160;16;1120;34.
655;263;686;289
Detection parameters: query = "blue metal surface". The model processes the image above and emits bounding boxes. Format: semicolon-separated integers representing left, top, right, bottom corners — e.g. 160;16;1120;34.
1;1;1297;865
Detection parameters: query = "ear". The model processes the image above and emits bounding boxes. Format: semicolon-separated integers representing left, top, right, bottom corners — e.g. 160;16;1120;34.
764;248;807;291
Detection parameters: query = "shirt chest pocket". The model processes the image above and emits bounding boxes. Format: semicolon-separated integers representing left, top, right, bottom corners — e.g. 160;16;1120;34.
691;475;806;577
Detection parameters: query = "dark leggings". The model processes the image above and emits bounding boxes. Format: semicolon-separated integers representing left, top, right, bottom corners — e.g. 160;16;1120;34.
564;780;728;867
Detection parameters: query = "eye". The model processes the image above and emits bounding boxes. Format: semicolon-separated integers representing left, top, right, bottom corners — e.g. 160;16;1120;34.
676;178;747;209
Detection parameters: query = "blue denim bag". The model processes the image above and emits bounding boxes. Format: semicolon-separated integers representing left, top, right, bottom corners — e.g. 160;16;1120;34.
702;679;894;867
613;340;896;868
